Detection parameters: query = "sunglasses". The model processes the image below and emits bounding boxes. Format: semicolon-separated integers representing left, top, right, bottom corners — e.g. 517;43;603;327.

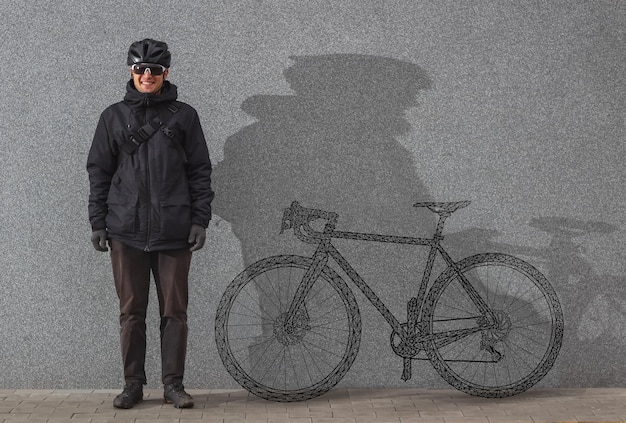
131;63;167;76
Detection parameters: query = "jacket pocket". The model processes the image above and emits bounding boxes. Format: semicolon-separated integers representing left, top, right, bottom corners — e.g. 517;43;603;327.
159;195;191;240
106;193;138;234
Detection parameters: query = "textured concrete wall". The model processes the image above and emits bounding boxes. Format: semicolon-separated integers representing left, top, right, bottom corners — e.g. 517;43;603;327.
1;1;625;390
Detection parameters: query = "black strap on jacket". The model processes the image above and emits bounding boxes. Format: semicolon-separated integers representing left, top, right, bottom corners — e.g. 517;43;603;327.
119;103;183;161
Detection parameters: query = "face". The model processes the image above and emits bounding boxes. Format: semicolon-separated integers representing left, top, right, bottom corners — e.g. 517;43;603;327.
130;64;169;94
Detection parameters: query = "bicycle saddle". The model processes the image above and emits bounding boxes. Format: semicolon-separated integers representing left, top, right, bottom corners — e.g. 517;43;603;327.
413;201;471;214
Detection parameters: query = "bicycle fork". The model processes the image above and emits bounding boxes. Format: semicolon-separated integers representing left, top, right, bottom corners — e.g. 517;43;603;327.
283;242;330;331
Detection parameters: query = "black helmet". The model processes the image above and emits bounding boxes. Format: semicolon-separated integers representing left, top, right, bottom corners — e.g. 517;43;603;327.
127;38;171;68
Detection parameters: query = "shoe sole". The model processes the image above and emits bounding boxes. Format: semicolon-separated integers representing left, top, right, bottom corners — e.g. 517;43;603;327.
164;398;194;408
113;398;143;409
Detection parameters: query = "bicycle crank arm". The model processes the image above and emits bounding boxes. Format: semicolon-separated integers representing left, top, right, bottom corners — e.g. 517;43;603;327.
402;358;412;381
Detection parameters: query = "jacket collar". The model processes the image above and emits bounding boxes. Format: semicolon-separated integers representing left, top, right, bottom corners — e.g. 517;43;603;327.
123;80;178;110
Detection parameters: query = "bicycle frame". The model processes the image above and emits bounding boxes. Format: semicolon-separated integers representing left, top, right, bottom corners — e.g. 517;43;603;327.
216;200;564;400
282;202;497;343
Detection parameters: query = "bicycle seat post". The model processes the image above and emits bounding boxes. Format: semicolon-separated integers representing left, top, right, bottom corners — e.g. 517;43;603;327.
409;208;452;335
433;212;450;240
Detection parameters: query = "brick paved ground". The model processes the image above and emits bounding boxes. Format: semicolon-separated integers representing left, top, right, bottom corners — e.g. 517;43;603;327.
1;388;625;422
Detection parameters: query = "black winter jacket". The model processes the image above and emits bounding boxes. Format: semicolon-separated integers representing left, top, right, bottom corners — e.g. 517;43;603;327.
87;80;214;251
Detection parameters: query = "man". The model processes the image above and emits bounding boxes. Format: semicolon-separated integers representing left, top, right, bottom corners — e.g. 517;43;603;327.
87;39;214;409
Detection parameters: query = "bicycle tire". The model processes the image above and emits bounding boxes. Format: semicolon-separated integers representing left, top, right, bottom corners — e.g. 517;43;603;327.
215;255;362;402
423;253;563;397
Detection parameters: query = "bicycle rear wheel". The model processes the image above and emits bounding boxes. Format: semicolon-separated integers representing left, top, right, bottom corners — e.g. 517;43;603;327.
423;253;563;397
215;255;361;402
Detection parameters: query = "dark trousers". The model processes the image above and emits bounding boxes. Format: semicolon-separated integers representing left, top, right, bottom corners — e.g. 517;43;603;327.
109;239;192;386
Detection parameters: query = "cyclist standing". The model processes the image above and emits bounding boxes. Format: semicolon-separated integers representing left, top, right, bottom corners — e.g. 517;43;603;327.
86;39;214;409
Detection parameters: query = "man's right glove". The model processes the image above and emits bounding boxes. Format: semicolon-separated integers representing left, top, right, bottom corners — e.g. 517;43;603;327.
91;230;108;252
188;224;206;252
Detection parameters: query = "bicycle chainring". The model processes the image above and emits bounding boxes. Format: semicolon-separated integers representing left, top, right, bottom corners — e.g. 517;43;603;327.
390;323;423;358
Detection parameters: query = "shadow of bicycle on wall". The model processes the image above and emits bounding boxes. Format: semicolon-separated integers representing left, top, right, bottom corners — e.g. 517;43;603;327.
518;217;626;387
448;216;626;387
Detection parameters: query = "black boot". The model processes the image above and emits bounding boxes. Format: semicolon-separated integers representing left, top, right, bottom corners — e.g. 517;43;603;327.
113;382;143;409
164;383;194;408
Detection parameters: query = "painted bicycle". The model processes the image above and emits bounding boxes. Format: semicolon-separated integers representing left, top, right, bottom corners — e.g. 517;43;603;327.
215;201;563;401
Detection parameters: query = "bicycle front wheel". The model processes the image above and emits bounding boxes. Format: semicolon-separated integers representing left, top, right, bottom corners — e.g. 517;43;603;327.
215;255;361;402
423;253;563;397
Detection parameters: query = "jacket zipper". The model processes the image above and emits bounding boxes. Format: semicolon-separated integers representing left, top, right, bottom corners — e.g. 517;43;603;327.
144;99;152;252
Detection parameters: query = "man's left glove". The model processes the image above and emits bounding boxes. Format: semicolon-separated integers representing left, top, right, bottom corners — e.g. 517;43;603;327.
188;224;206;252
91;230;108;252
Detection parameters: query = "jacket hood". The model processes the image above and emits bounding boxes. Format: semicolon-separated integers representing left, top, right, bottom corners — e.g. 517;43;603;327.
124;80;178;109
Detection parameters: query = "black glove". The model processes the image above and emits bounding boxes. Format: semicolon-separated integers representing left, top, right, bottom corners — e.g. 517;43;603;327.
188;224;206;252
91;230;108;252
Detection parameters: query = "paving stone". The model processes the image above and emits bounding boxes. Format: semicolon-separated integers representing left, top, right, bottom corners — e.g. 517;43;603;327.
0;388;625;422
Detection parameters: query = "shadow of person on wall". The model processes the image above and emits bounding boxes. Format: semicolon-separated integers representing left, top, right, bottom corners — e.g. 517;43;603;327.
214;54;435;261
212;54;440;386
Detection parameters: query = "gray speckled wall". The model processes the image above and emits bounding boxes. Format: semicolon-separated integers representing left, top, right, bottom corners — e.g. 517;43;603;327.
1;0;625;390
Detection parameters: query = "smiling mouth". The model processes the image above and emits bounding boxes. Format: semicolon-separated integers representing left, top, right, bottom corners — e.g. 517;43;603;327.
135;77;160;92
